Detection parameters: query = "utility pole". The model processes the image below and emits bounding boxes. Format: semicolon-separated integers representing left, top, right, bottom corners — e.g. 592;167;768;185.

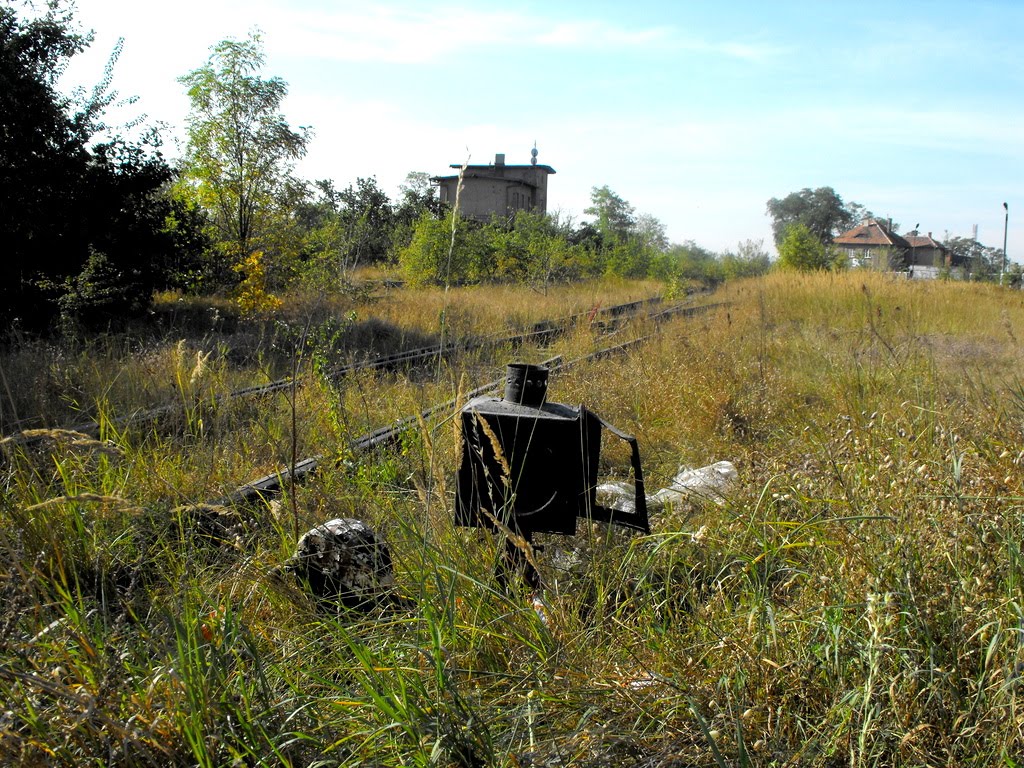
1002;202;1009;285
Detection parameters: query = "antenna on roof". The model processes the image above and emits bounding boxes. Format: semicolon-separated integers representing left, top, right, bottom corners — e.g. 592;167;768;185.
531;141;538;166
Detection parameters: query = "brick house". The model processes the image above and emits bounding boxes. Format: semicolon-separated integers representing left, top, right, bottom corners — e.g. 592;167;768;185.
431;152;555;222
833;219;911;270
903;232;951;279
835;219;964;278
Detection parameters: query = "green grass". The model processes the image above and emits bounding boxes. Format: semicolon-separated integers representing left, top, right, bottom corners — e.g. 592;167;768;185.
3;272;1024;765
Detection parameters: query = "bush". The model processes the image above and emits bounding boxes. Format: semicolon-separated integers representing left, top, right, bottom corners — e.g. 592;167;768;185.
776;223;829;271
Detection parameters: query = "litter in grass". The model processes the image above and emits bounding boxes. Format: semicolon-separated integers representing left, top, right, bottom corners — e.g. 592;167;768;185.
597;460;738;514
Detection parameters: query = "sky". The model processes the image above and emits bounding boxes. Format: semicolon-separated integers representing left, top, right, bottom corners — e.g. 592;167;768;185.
58;0;1023;257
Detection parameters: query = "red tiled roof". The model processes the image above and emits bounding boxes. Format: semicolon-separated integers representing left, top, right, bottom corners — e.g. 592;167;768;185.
834;220;911;249
904;234;947;251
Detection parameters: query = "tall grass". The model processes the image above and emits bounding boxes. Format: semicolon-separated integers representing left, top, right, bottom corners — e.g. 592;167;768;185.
1;278;661;436
3;272;1024;765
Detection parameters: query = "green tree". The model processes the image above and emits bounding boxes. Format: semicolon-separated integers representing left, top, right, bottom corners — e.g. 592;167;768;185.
297;177;396;284
486;210;575;286
656;241;723;285
1;1;180;328
399;212;487;286
160;188;214;291
584;185;635;244
766;187;868;247
178;32;310;277
337;177;394;267
777;223;830;271
720;239;772;279
943;236;1003;281
635;213;669;252
392;171;442;255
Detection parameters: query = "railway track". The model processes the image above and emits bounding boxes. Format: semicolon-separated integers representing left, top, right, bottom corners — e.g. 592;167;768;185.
212;300;726;508
2;296;671;449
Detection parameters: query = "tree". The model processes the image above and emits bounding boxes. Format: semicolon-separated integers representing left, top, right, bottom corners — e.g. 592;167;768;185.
635;213;669;252
398;212;488;286
178;32;310;274
721;239;772;279
396;171;442;221
943;236;1003;281
766;187;867;247
1;1;180;328
776;223;830;271
392;171;442;255
655;241;723;285
296;176;397;286
585;185;635;243
336;177;394;267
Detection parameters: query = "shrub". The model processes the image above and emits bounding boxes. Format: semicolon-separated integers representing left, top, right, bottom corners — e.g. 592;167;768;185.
776;222;829;271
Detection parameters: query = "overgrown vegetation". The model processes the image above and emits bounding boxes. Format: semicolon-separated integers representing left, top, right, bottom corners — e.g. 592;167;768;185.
2;1;770;334
3;272;1024;765
6;6;1023;760
1;2;184;330
765;186;1018;283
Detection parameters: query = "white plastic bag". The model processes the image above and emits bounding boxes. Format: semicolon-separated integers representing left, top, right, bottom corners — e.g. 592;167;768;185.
597;460;738;514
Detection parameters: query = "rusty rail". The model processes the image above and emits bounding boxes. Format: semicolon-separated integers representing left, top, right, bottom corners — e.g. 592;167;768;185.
3;297;670;448
211;301;726;508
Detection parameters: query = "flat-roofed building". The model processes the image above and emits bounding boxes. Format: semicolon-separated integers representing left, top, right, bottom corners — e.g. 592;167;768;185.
431;151;555;222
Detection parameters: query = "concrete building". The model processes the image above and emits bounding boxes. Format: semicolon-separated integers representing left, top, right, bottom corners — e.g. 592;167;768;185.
431;151;555;222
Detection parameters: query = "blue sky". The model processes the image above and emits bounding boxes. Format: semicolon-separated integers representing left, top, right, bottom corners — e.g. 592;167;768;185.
63;0;1022;257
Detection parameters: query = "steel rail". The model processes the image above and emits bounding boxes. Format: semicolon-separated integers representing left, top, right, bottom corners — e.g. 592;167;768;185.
2;296;668;447
211;301;726;509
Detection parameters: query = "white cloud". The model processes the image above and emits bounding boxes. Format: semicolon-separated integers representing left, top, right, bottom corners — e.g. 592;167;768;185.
534;20;673;48
245;3;778;64
274;6;527;64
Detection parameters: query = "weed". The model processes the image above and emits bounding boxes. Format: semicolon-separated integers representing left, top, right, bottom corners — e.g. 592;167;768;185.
3;273;1024;764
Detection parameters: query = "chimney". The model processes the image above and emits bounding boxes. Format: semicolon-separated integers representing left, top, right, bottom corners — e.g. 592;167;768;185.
495;153;505;166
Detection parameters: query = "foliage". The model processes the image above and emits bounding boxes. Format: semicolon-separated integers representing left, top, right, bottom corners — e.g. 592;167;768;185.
776;222;832;271
635;212;669;252
232;251;282;316
391;171;443;254
399;211;466;286
943;235;1005;281
178;32;311;279
336;177;395;267
4;274;1024;765
491;210;580;287
160;188;215;292
1004;262;1023;288
584;184;637;244
720;238;772;279
766;186;868;247
653;240;722;284
299;177;396;283
1;1;182;329
397;183;769;290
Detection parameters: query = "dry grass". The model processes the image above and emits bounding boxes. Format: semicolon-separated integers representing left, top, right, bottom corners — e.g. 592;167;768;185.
1;278;662;436
3;272;1024;766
